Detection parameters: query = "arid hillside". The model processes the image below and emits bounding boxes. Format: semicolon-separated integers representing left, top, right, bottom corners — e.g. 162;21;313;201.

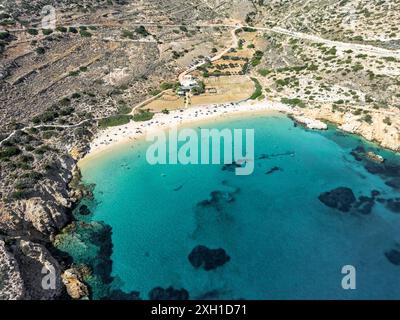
0;0;399;300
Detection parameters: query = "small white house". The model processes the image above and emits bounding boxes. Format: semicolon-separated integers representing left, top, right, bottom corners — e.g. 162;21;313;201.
180;75;198;90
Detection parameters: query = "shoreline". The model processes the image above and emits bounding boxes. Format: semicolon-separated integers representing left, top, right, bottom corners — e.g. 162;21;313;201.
79;100;299;166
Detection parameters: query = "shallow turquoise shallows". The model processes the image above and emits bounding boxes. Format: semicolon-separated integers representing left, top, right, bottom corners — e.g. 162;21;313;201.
76;114;400;300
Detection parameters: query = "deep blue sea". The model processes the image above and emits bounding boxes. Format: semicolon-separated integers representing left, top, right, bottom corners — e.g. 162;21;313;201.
57;113;400;300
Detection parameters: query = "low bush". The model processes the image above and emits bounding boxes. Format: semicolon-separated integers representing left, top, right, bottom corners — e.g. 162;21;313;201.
250;78;263;100
133;109;154;122
98;115;132;128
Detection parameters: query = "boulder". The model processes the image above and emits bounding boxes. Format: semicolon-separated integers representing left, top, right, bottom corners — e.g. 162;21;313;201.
188;245;230;271
61;268;89;300
318;187;356;212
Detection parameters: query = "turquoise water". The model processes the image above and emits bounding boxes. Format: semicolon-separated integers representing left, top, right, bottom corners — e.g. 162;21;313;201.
65;114;400;299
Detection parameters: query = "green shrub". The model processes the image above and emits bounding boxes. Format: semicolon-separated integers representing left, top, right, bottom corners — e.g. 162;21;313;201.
258;68;270;76
121;30;134;39
150;89;162;96
250;50;264;67
56;26;67;32
281;98;306;108
250;78;263;100
42;131;57;139
133;109;154;122
0;146;21;159
362;114;372;124
98;115;132;128
10;191;28;200
383;117;392;125
34;146;51;155
135;26;150;37
20;155;34;163
0;31;10;40
80;30;92;37
160;82;178;91
27;28;38;35
116;102;132;115
35;47;45;54
39;111;58;122
42;29;53;35
21;171;42;181
68;27;78;33
382;56;397;62
191;81;205;95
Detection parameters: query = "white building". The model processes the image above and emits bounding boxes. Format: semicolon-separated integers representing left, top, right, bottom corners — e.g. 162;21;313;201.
180;75;198;90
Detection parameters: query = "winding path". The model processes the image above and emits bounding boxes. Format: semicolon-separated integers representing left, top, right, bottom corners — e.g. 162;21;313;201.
2;20;400;146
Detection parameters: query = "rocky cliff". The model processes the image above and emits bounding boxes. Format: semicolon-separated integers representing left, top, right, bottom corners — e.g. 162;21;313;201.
302;105;400;152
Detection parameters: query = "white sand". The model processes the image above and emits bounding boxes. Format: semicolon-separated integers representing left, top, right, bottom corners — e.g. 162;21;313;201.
81;100;298;162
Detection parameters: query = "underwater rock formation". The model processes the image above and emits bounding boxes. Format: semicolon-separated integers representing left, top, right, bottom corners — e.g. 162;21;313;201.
318;187;356;212
222;162;243;172
54;221;114;298
353;196;375;215
385;249;400;266
149;286;189;300
197;190;236;212
188;245;230;271
265;166;281;175
385;199;400;213
386;178;400;190
78;205;91;216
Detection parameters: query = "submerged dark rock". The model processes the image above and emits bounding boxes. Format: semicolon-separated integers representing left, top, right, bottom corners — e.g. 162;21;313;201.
371;190;381;198
149;286;189;300
78;205;91;215
104;289;141;300
386;178;400;190
385;249;400;266
188;245;230;271
354;196;375;215
222;162;242;172
265;166;281;175
257;151;295;160
386;199;400;213
173;185;183;191
350;146;366;162
192;188;239;239
197;190;235;212
55;221;114;287
365;162;400;178
318;187;356;212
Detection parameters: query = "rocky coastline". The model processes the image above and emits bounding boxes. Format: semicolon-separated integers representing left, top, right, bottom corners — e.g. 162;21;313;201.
301;105;400;153
1;100;399;300
0;140;92;300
